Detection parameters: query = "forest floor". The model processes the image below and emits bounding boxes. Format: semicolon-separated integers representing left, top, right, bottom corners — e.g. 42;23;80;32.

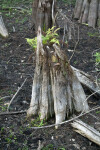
0;0;100;150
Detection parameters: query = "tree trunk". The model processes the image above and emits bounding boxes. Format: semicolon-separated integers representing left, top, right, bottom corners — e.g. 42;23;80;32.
74;0;100;28
97;1;100;27
32;0;57;31
0;14;8;38
27;27;89;128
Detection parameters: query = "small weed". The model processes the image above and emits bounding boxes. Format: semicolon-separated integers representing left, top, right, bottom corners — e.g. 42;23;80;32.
96;111;100;114
74;61;78;65
58;148;65;150
26;26;60;50
88;32;100;38
5;130;17;144
0;105;8;111
94;52;100;64
8;90;15;95
30;115;46;127
42;144;65;150
1;0;33;8
0;127;5;133
20;17;28;24
5;137;12;144
42;144;54;150
61;0;76;6
18;146;29;150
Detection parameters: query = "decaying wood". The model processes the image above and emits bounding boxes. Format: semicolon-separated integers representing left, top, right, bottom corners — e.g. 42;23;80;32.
0;14;8;38
74;0;100;28
0;110;26;116
71;66;100;96
71;119;100;146
32;0;57;31
27;27;89;128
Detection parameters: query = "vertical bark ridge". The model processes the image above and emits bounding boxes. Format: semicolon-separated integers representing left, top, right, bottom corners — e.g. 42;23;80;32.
74;0;99;27
32;0;56;31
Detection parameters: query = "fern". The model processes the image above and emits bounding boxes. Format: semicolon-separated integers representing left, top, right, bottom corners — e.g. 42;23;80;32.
26;26;60;50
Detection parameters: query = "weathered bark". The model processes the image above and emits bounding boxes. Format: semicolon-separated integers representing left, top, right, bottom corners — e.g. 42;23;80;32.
71;66;100;96
27;27;89;128
74;0;100;28
71;120;100;146
74;0;83;19
88;0;98;28
97;1;100;27
32;0;57;31
0;14;8;38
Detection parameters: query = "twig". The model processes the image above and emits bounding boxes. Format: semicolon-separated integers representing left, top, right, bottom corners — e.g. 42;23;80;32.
0;96;11;100
0;110;26;116
69;26;80;62
89;113;100;121
1;7;28;12
7;78;27;111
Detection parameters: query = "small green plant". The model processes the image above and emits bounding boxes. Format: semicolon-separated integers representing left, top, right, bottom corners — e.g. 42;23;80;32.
18;146;29;150
96;111;100;114
61;0;76;5
5;137;12;144
42;144;54;150
0;105;8;111
74;60;78;64
30;114;46;127
58;148;65;150
88;32;100;38
26;26;60;50
94;52;100;64
0;127;5;133
5;129;17;144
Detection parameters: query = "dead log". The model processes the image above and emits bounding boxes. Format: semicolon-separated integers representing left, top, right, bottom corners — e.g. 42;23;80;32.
32;0;57;31
71;119;100;146
27;27;89;128
0;14;8;38
71;66;100;96
74;0;99;28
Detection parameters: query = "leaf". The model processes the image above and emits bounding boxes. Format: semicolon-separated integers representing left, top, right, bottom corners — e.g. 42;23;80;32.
52;55;58;63
50;38;59;45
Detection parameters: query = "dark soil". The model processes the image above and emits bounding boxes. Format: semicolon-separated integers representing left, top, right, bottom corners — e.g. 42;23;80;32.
0;0;100;150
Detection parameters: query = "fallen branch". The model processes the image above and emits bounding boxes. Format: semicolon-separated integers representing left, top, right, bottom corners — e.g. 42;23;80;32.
71;66;100;96
0;110;26;116
0;96;11;100
7;78;27;111
1;7;28;12
71;119;100;146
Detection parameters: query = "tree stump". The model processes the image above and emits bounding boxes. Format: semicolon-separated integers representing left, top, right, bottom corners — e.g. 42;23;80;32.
27;27;89;128
32;0;57;31
74;0;100;28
